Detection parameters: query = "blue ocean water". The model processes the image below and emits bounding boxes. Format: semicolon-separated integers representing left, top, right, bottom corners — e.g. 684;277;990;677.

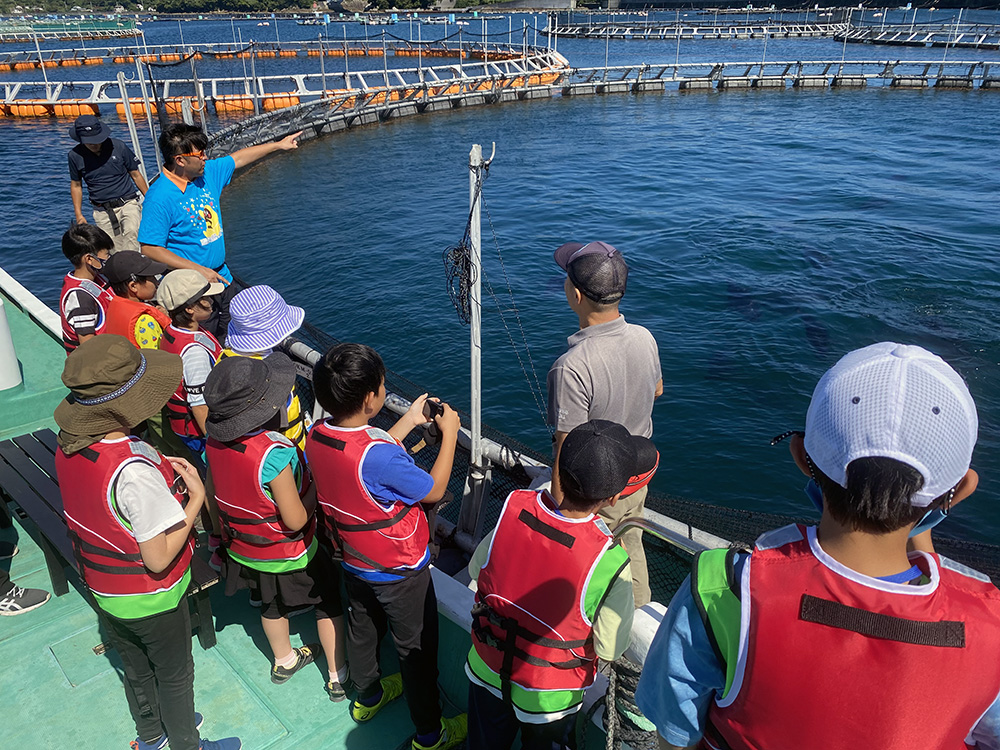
2;16;1000;543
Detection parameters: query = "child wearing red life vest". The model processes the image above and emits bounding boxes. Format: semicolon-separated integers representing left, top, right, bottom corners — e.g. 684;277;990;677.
102;250;172;350
155;269;225;458
54;335;241;750
203;353;348;701
636;343;1000;750
306;343;467;750
59;223;115;353
467;420;645;750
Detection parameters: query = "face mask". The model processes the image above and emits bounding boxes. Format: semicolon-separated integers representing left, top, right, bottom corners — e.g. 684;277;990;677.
88;254;108;271
803;478;948;538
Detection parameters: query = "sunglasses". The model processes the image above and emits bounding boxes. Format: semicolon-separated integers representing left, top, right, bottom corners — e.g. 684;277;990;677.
177;150;207;161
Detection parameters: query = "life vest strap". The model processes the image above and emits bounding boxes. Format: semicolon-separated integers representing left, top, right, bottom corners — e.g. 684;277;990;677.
311;430;346;451
219;509;304;546
516;509;575;549
336;501;415;532
68;529;143;562
471;600;589;650
799;594;966;648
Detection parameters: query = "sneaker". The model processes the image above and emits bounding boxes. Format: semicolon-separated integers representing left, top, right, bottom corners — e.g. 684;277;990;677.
412;715;468;750
325;679;347;703
199;739;242;750
0;542;17;560
130;713;204;750
270;644;320;684
349;673;404;723
0;583;50;616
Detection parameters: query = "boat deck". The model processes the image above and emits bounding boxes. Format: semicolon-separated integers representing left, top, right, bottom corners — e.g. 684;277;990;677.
2;511;473;749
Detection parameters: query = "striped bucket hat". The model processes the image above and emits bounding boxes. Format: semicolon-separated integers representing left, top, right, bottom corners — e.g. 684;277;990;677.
226;285;305;354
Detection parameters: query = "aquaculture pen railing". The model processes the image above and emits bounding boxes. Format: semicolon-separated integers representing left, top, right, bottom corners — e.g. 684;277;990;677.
0;39;537;67
547;21;845;40
835;22;1000;50
0;47;565;105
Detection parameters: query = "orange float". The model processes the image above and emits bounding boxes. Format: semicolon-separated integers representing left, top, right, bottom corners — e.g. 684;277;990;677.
9;100;55;117
83;57;104;65
53;101;101;117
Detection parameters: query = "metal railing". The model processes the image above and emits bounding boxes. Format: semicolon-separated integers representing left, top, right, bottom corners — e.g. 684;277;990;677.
612;516;714;557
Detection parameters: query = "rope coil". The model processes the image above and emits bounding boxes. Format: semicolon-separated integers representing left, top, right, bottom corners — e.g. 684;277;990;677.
581;658;658;750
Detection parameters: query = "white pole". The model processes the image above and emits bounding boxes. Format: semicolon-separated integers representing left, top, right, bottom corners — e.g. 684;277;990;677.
33;32;50;95
134;58;162;173
0;299;24;392
468;144;483;471
117;72;148;184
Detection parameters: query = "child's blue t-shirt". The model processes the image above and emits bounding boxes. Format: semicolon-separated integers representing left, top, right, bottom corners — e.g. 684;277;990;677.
341;441;434;584
635;552;1000;749
137;157;236;281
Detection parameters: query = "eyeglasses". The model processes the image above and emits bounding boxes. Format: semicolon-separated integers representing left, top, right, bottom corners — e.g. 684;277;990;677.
177;150;207;161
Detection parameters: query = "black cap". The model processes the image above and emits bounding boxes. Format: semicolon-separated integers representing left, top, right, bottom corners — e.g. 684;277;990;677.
559;420;657;501
104;251;169;284
69;114;111;144
204;353;297;442
553;241;628;305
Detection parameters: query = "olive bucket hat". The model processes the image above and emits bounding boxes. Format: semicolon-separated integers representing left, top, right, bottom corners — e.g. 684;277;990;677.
203;352;297;443
55;335;182;452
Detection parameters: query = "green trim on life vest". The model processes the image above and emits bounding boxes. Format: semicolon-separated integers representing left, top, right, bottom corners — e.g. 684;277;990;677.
467;648;585;716
583;544;630;622
93;567;192;620
692;547;743;699
228;534;317;574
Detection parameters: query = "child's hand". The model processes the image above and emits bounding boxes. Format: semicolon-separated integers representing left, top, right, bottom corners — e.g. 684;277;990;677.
406;393;430;428
166;457;205;503
435;403;461;437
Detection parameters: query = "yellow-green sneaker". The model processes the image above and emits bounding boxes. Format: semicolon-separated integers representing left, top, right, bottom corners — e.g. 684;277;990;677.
411;714;468;750
349;673;404;723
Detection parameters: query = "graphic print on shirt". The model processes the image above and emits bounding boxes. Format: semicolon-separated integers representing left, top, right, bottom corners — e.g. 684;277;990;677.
181;193;222;247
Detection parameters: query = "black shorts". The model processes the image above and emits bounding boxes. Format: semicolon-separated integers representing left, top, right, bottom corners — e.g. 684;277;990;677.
223;542;344;621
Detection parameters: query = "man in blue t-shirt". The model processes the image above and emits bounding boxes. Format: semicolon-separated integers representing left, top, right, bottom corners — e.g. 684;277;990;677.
138;124;301;285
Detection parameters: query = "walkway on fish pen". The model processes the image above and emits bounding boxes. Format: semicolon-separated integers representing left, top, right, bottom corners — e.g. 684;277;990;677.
547;20;845;40
836;22;1000;51
0;20;139;44
0;39;527;70
2;55;998;122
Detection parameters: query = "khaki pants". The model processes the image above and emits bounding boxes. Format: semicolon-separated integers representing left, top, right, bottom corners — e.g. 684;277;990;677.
599;485;650;607
92;197;141;254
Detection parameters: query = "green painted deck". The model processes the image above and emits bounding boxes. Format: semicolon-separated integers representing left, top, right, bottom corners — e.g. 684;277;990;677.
0;291;64;443
2;513;473;749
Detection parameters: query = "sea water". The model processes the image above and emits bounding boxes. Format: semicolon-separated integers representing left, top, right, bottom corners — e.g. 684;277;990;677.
2;15;999;543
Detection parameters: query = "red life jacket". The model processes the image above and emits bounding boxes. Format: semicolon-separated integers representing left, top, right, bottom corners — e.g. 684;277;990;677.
55;437;194;617
702;524;1000;750
159;325;223;438
60;272;115;353
306;421;428;575
472;489;616;699
206;430;315;568
104;296;171;348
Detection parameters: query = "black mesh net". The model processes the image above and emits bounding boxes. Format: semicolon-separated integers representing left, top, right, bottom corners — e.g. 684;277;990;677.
283;314;1000;607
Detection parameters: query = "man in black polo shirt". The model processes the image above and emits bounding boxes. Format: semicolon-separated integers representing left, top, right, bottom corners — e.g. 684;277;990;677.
69;115;148;254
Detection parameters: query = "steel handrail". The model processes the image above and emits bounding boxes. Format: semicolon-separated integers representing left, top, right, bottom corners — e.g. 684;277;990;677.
612;517;714;557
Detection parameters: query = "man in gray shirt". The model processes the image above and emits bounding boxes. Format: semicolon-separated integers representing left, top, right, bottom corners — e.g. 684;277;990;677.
547;241;662;607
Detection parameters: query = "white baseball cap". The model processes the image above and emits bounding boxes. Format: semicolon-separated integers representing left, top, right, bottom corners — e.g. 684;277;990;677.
804;342;978;508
